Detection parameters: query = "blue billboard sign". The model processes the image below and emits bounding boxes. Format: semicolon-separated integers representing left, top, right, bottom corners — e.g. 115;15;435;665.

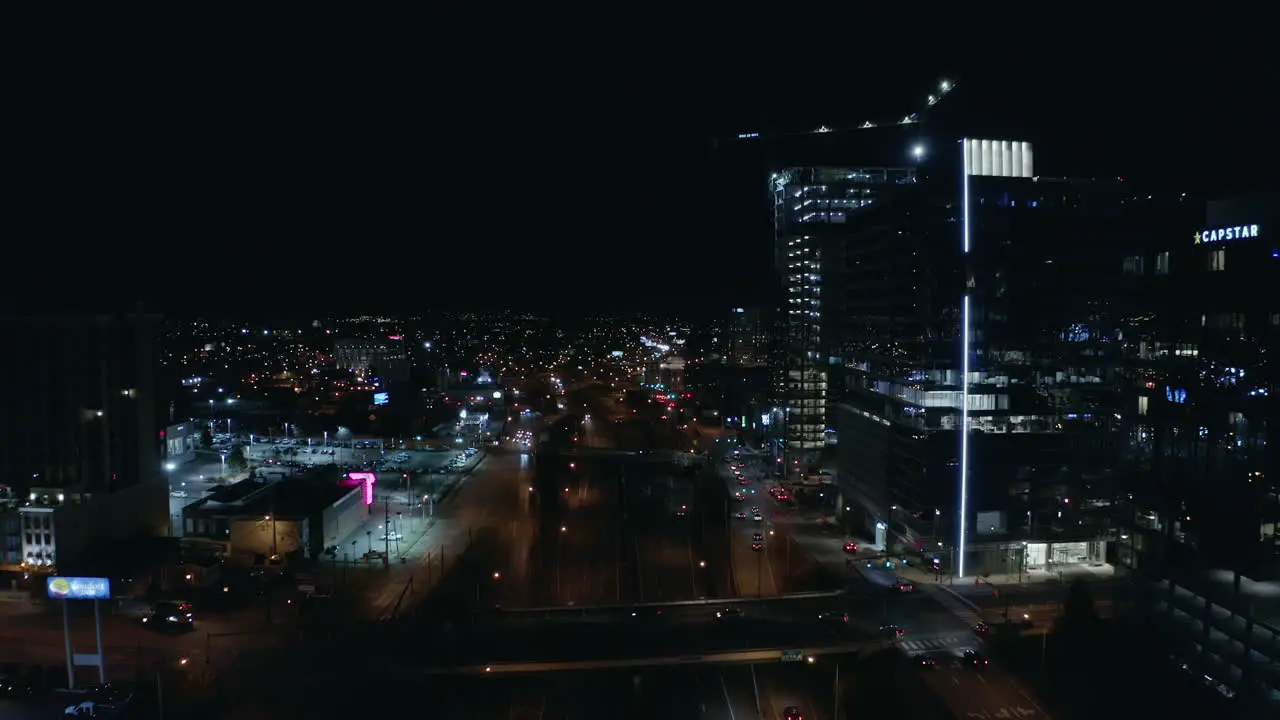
46;576;111;601
373;392;389;406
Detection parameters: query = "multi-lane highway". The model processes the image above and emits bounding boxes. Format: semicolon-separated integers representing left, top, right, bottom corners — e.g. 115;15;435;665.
377;379;1056;718
496;384;724;608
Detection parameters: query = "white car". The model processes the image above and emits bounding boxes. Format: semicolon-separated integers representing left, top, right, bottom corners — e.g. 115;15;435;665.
170;489;188;498
380;533;404;542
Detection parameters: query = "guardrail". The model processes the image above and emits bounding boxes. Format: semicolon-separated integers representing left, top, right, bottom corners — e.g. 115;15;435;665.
410;639;889;675
494;589;845;614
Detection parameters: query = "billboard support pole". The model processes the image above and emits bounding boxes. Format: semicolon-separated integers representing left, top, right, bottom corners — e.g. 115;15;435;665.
94;599;106;683
48;576;112;689
62;599;75;689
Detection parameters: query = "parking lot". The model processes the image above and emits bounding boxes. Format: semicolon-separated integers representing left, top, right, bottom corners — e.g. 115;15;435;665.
245;440;446;469
330;448;487;565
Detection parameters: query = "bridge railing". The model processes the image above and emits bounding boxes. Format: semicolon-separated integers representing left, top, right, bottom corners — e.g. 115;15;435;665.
495;589;844;614
404;638;893;675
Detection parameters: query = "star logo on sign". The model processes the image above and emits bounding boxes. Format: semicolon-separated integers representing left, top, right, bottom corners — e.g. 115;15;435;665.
1193;231;1202;244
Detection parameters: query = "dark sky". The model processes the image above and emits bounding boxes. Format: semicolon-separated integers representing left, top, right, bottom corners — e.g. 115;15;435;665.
7;21;1277;316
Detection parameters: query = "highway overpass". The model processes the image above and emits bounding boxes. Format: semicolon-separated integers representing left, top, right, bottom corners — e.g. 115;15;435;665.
535;446;706;465
410;639;892;675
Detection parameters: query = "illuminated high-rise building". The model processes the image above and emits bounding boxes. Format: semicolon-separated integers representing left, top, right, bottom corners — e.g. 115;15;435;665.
771;167;916;477
725;307;770;367
811;140;1203;579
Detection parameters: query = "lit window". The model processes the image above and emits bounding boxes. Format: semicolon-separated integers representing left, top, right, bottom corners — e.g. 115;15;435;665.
1209;249;1226;272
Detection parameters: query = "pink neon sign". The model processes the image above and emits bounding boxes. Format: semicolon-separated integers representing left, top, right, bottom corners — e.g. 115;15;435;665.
348;472;376;505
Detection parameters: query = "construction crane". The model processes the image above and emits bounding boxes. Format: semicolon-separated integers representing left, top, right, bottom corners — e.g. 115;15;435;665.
715;77;957;147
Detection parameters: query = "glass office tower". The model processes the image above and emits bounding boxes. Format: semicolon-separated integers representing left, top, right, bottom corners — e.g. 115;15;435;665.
771;166;916;478
827;140;1197;576
1119;191;1277;574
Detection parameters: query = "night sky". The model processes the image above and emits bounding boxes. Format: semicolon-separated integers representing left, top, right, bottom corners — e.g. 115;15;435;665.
6;23;1276;317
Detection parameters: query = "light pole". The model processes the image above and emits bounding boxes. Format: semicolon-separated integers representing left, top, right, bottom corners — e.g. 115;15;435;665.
833;658;841;719
265;514;277;557
395;511;403;557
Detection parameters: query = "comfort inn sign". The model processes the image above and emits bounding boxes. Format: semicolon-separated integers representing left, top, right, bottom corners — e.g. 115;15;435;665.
1195;224;1259;244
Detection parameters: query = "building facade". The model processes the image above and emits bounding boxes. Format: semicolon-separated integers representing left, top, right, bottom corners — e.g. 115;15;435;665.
772;167;917;475
725;307;771;367
1118;191;1277;574
334;335;411;384
818;142;1201;576
1111;190;1280;710
0;312;168;570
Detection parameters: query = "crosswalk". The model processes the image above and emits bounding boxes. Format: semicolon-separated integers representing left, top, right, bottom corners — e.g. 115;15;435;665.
899;634;972;653
923;585;986;626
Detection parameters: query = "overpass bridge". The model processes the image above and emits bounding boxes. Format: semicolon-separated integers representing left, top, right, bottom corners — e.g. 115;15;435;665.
491;589;844;621
373;588;967;676
535;446;707;466
409;639;890;675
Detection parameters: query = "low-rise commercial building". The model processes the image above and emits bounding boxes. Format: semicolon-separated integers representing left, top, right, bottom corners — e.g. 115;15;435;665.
181;470;366;563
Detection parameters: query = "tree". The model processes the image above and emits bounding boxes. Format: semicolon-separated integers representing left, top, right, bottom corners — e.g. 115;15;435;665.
1056;578;1100;659
198;427;213;449
1061;578;1098;629
226;444;248;473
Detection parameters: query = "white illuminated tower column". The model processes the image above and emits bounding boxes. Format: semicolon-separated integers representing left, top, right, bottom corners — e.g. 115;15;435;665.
954;137;1033;579
958;139;972;579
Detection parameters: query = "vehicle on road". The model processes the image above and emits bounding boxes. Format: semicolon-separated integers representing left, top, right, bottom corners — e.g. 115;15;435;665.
880;624;904;637
973;622;990;634
0;673;34;697
629;607;664;621
843;541;858;553
917;654;937;668
141;601;194;632
962;649;989;667
715;607;744;621
751;541;763;551
783;706;803;720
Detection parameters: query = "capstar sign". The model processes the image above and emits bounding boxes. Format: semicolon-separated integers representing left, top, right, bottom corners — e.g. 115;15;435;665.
1195;224;1259;244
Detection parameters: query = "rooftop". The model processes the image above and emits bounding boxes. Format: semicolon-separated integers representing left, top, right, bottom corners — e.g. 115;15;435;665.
186;468;356;519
